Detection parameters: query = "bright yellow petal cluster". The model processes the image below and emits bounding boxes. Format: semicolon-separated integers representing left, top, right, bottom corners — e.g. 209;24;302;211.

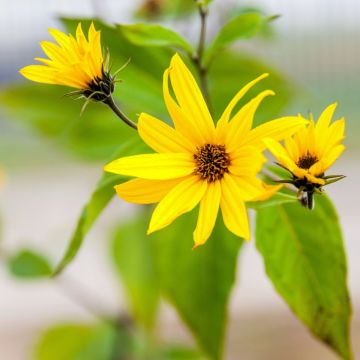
105;54;307;247
19;23;103;90
264;103;345;185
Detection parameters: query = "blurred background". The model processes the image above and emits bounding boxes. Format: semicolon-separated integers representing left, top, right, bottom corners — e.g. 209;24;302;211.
0;0;359;359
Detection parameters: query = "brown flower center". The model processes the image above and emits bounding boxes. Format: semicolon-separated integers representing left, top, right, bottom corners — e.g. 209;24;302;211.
297;153;318;169
194;144;230;182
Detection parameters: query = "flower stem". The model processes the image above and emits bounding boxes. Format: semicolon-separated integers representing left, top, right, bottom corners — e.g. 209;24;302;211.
104;96;138;130
192;1;213;113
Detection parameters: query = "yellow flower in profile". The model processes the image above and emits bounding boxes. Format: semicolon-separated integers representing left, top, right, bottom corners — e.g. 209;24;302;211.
264;103;345;208
19;23;113;100
105;54;307;247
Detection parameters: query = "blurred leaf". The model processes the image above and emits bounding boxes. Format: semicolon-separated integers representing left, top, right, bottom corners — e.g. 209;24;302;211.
256;195;352;360
209;51;295;122
204;13;265;64
157;345;205;359
7;249;52;279
34;323;117;360
112;210;160;330
152;212;242;359
117;23;193;53
53;140;147;275
248;191;297;210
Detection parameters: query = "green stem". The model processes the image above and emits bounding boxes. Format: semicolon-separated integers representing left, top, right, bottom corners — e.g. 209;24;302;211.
105;96;138;130
192;1;213;113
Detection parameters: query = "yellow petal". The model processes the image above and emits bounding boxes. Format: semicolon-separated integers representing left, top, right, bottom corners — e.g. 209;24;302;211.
163;68;204;146
104;153;195;180
115;177;185;204
220;173;250;240
245;116;308;150
48;28;71;48
169;54;215;142
320;118;345;158
249;183;283;202
322;144;346;170
316;102;337;135
216;73;269;139
148;176;207;234
193;181;221;247
284;136;300;162
226;90;275;152
305;173;325;185
138;113;194;153
228;146;266;176
263;138;297;172
19;65;57;85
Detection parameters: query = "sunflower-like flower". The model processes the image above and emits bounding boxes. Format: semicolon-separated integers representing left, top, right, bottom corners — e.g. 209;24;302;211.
264;103;345;209
19;23;114;101
105;54;307;247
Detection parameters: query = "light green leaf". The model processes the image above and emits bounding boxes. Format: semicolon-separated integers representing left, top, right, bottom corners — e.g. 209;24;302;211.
111;211;160;330
256;195;352;359
53;140;146;275
34;323;117;360
152;211;242;359
7;249;52;279
204;13;265;64
117;23;193;53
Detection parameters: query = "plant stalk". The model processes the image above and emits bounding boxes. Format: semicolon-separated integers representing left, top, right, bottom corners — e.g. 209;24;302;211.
105;96;138;130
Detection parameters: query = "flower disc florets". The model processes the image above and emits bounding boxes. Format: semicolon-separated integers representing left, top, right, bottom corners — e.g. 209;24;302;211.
194;144;230;183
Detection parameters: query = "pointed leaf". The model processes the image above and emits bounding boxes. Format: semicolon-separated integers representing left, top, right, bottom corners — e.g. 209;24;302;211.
117;23;193;53
256;195;352;359
205;13;265;64
7;249;52;279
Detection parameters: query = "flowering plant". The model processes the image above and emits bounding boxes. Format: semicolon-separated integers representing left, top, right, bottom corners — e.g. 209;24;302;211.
0;1;351;359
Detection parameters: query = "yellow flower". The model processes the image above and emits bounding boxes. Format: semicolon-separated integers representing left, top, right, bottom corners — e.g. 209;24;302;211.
105;54;307;247
264;103;345;207
19;23;112;100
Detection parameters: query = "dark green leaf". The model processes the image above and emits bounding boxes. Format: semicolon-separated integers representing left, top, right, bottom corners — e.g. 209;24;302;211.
53;140;146;275
117;23;193;53
152;211;242;359
8;249;52;279
111;210;160;330
204;13;265;64
256;195;352;359
34;323;117;360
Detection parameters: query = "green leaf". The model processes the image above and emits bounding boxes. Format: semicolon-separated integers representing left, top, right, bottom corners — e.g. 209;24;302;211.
256;195;352;359
111;211;160;330
117;23;193;53
53;140;146;275
7;249;52;279
204;13;265;64
34;323;117;360
152;211;242;359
